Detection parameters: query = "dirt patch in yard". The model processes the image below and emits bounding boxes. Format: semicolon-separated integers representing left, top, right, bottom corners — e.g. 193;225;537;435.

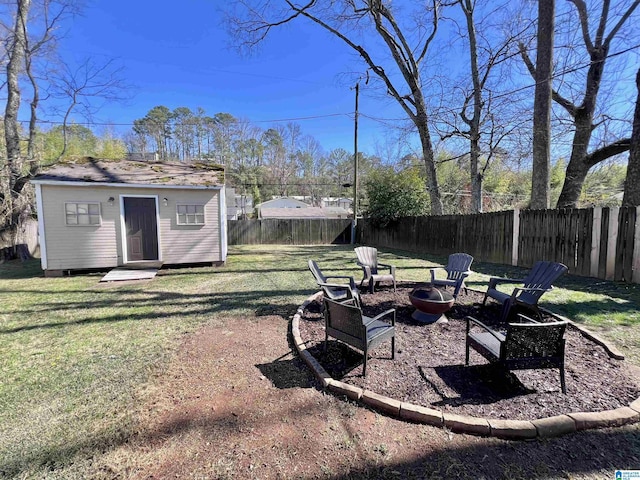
97;307;640;479
299;282;640;420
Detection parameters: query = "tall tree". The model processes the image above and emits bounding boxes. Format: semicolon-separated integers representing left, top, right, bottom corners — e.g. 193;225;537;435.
520;0;639;208
172;106;195;161
530;0;554;209
213;112;238;168
440;0;525;213
2;0;32;235
622;68;640;206
132;106;173;160
1;0;125;239
228;0;445;214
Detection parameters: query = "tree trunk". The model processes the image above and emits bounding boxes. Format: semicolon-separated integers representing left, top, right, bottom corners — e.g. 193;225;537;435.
623;68;640;206
5;0;31;174
531;0;554;209
461;0;483;213
470;137;482;213
415;113;443;215
26;55;38;159
557;110;593;207
553;0;639;207
3;0;32;233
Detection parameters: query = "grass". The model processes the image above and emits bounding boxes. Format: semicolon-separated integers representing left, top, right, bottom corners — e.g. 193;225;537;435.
1;244;639;478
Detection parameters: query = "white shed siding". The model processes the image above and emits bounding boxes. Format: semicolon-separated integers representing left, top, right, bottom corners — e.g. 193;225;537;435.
39;184;221;270
159;190;221;264
40;185;119;269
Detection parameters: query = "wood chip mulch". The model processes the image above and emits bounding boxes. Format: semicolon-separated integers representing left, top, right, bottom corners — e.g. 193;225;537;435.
299;281;640;420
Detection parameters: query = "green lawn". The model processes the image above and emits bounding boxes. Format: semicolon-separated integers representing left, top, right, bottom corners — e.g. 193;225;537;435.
1;245;639;478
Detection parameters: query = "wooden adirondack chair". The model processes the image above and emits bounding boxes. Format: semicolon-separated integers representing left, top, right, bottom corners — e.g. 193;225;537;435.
354;246;396;293
308;260;360;305
323;296;396;376
482;261;568;322
429;253;474;298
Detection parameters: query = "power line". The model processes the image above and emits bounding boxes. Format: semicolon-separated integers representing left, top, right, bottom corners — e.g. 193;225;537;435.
28;112;351;127
359;43;640;124
16;43;640;133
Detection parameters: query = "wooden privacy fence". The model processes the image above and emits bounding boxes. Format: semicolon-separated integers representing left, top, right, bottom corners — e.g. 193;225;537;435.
227;219;353;245
356;211;514;265
0;218;39;261
357;207;640;284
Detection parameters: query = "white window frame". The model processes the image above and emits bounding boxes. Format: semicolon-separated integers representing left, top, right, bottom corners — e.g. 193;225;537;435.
176;203;206;225
64;201;102;226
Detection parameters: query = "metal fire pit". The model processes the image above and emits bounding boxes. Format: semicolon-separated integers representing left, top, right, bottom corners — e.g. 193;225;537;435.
408;286;454;324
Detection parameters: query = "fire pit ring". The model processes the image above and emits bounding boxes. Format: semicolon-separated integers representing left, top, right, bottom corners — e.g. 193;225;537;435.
408;286;455;324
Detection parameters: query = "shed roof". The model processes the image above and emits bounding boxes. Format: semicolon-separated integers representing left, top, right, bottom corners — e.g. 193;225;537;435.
32;157;225;187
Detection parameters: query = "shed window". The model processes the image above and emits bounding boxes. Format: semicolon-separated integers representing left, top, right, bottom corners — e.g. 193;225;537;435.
65;202;101;226
177;204;205;225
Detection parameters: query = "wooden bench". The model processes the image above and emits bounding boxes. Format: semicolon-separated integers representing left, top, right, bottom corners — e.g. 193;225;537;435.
465;314;568;393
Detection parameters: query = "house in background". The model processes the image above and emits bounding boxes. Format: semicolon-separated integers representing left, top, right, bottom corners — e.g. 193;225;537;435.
322;197;353;213
226;188;253;220
321;206;351;219
254;197;307;218
289;195;313;205
31;158;227;277
255;197;310;212
259;207;326;219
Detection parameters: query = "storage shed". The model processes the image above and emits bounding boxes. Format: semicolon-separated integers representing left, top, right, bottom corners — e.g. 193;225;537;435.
31;158;227;276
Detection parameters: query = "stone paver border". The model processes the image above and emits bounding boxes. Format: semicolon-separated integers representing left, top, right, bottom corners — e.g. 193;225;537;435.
291;291;640;439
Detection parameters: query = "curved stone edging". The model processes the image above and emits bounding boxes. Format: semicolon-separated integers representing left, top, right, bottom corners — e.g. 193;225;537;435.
291;291;640;439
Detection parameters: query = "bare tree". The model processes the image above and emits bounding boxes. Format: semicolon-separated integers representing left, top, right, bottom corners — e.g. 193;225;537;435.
622;68;640;206
438;0;528;213
50;58;127;161
520;0;640;208
227;0;445;214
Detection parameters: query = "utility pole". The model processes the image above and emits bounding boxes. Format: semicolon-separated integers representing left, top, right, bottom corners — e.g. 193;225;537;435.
352;81;360;243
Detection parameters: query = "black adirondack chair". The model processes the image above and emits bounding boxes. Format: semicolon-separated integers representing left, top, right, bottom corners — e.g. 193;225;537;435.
429;253;474;298
483;261;568;321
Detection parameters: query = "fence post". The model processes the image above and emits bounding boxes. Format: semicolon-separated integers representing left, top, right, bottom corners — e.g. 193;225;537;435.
512;209;520;266
351;218;356;244
590;207;602;278
634;206;640;284
605;207;620;280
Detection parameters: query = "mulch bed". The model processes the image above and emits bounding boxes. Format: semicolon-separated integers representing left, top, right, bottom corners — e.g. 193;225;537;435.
299;281;640;421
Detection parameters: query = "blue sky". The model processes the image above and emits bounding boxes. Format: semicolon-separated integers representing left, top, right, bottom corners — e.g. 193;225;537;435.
56;0;404;155
18;0;640;165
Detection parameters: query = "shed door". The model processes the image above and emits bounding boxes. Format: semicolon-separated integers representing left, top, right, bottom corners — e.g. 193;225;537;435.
124;197;159;261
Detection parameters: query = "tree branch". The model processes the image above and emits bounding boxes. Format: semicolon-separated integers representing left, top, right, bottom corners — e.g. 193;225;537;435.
284;1;417;121
585;138;631;167
567;0;594;51
604;0;640;47
518;42;577;117
416;0;439;65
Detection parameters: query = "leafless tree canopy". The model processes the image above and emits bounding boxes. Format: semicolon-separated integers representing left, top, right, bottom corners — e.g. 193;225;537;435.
227;0;446;214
